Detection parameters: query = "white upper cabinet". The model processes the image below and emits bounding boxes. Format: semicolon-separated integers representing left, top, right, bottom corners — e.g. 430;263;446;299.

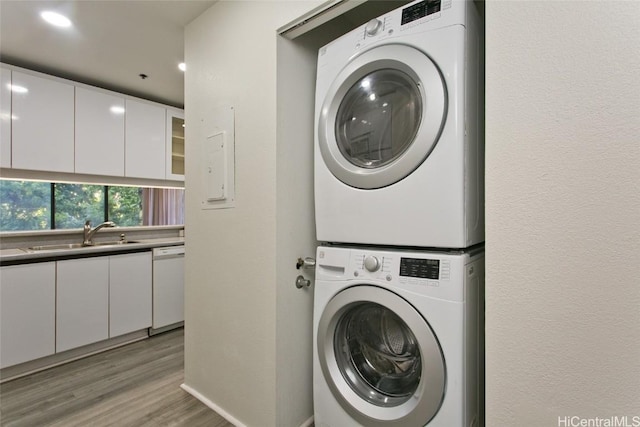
0;67;11;168
166;109;185;180
125;99;166;179
11;71;74;173
1;65;183;181
75;87;125;176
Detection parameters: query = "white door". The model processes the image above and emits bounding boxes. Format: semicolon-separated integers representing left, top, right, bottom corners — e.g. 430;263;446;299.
317;44;446;189
316;285;445;426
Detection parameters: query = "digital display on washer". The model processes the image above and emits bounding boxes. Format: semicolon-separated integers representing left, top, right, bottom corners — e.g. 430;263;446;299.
401;0;442;25
400;258;440;279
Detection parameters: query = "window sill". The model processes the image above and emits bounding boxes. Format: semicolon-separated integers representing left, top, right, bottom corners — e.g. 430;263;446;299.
0;225;184;251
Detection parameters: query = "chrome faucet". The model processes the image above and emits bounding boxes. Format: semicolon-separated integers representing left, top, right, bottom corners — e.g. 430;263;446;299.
83;220;116;245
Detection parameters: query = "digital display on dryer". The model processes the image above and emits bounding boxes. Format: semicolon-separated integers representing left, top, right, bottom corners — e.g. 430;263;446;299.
400;258;440;279
401;0;441;25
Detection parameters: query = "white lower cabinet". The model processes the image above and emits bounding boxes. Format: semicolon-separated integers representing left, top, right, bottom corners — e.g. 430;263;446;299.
2;251;152;368
0;262;56;369
109;252;152;338
56;258;110;353
57;252;152;352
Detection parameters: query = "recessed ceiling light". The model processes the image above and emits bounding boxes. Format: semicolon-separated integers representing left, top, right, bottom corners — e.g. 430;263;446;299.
178;63;186;72
41;11;72;28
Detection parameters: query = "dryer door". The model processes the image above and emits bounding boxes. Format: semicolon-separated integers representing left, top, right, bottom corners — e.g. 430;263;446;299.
318;44;446;189
317;285;445;426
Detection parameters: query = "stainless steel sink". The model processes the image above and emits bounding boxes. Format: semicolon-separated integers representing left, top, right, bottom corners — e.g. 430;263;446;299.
92;240;139;247
22;241;139;252
25;243;86;251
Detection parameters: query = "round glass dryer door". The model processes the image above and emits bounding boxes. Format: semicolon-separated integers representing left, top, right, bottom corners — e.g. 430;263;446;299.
318;44;446;189
317;286;446;426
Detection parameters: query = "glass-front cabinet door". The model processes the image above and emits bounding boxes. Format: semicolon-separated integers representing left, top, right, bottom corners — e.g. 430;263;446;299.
166;109;185;180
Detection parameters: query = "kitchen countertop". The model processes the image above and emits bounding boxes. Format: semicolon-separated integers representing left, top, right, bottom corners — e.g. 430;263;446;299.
0;237;184;266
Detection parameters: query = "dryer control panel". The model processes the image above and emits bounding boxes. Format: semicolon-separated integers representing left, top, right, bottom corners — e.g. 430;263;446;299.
401;0;448;26
346;0;460;52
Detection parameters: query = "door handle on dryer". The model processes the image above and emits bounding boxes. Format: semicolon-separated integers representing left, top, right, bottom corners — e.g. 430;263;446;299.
296;257;316;270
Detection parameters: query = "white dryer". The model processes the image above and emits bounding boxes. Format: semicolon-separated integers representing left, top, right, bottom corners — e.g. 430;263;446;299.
313;245;484;427
314;0;484;249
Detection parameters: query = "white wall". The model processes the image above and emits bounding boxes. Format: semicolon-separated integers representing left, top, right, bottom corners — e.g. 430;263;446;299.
485;2;640;425
184;1;320;426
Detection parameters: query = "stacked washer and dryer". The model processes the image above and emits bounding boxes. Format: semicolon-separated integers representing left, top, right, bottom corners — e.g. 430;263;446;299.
312;1;485;426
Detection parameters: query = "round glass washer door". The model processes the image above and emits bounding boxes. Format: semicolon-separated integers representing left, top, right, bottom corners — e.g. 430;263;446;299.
318;44;446;189
317;285;446;426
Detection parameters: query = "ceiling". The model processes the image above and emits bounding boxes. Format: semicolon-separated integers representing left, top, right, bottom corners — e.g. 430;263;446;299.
0;0;217;108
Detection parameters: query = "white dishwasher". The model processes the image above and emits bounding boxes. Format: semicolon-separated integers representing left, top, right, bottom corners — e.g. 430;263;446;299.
151;246;185;334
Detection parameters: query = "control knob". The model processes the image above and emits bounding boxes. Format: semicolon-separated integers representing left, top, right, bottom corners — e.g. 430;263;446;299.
364;255;381;272
365;19;382;36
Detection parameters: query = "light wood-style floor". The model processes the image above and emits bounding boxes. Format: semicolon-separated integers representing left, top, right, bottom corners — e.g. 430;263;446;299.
0;328;233;427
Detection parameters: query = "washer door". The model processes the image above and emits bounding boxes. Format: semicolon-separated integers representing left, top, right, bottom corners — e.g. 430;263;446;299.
317;285;445;426
318;44;446;189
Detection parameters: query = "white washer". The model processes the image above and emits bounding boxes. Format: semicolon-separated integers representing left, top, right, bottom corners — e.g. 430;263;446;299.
314;0;484;249
313;245;484;427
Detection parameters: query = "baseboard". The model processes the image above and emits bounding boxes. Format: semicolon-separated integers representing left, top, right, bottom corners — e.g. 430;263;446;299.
180;383;314;427
181;383;246;427
1;329;149;383
300;415;314;427
148;321;184;336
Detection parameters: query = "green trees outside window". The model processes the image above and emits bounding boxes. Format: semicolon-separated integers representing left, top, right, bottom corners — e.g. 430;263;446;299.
108;186;144;227
0;180;50;230
54;183;105;229
0;180;181;232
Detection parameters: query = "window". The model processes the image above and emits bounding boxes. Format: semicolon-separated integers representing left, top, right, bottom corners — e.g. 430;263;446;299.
0;180;50;230
109;186;143;227
54;183;105;229
0;179;184;232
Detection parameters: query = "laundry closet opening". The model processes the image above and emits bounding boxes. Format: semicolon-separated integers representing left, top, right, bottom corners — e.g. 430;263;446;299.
273;1;414;425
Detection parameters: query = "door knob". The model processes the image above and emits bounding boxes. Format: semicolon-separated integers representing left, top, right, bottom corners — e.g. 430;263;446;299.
295;275;311;289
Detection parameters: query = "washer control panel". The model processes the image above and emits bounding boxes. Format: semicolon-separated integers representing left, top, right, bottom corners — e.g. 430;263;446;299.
350;250;449;287
399;257;439;279
316;247;476;303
